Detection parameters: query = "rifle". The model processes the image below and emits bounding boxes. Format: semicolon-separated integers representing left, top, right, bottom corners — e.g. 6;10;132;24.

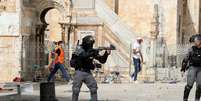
94;44;116;51
86;44;116;58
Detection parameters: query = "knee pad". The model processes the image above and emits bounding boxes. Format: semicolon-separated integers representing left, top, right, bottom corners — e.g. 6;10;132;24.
185;85;193;91
197;85;201;88
196;84;201;100
90;88;97;94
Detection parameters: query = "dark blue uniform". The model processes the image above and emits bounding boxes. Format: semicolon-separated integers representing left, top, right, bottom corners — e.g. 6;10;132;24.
70;36;109;101
182;46;201;101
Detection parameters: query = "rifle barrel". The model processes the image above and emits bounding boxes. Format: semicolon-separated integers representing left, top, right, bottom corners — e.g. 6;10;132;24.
96;47;116;50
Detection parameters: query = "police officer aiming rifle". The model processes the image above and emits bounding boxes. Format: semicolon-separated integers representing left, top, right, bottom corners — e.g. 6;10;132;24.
70;35;115;101
181;34;201;101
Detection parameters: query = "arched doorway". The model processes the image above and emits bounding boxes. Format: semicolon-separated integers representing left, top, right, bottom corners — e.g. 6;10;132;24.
45;9;62;42
41;8;63;69
23;0;72;81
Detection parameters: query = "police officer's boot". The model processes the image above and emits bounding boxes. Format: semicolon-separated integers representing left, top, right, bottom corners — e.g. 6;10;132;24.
72;88;80;101
72;93;79;101
90;91;97;101
90;88;98;101
195;85;201;101
183;85;192;101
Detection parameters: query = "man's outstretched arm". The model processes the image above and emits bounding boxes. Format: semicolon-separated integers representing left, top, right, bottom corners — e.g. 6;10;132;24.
95;50;111;64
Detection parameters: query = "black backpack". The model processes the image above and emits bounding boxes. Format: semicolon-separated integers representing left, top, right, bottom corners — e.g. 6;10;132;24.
70;53;77;68
70;46;84;69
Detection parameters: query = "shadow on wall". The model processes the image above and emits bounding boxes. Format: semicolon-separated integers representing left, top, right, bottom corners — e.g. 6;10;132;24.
179;1;197;44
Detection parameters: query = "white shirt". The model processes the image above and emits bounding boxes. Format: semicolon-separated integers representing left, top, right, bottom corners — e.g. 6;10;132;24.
132;41;142;59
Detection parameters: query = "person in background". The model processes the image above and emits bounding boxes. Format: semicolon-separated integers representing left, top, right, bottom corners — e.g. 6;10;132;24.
47;41;70;82
131;37;144;83
48;41;58;72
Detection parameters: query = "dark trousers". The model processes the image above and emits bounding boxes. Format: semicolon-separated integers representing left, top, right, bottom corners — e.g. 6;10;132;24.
183;66;201;101
72;70;98;101
47;63;70;82
131;58;141;81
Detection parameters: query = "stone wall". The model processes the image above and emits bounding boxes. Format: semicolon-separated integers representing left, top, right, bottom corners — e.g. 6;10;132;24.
0;0;16;12
104;0;115;11
104;0;179;81
0;0;21;82
177;0;200;44
187;0;199;33
157;0;177;55
105;0;178;55
20;2;37;80
0;37;21;82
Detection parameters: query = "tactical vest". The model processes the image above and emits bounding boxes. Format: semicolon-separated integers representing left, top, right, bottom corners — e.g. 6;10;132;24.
70;46;95;70
70;46;84;69
190;46;201;66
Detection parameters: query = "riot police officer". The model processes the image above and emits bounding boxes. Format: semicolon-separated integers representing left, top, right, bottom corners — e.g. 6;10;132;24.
70;35;111;101
181;35;201;101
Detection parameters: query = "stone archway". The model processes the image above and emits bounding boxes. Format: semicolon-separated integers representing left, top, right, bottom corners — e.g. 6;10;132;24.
34;0;69;65
36;0;68;25
36;0;71;43
19;0;75;81
22;0;72;81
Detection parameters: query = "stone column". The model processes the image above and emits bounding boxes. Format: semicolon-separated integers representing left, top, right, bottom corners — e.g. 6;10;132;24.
59;23;65;44
114;0;119;14
59;22;71;68
150;4;160;81
35;24;47;66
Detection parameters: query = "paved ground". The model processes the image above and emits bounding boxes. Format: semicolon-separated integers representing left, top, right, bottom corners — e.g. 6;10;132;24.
0;82;198;101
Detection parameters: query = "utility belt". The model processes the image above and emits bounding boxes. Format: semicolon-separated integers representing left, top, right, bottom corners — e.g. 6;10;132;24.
190;62;201;67
76;68;91;73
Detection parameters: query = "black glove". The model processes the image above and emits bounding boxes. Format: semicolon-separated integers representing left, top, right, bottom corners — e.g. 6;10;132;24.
180;67;186;72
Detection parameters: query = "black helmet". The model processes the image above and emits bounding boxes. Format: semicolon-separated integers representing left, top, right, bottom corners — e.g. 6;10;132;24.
189;34;201;43
82;35;95;49
194;35;201;42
